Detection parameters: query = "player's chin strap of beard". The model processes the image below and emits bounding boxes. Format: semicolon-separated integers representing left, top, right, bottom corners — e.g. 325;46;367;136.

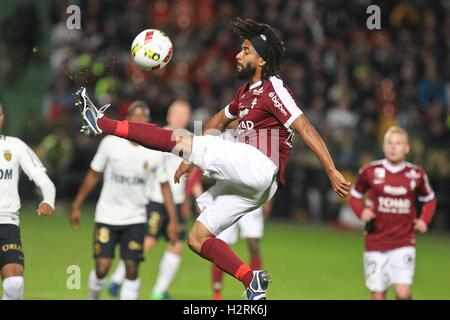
250;34;268;62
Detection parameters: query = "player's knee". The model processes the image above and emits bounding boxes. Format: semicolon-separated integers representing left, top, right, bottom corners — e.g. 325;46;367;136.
395;290;412;300
95;262;110;279
187;233;202;254
2;276;24;300
124;261;138;280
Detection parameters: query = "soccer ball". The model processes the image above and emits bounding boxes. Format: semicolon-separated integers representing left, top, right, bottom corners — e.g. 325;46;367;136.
130;29;173;71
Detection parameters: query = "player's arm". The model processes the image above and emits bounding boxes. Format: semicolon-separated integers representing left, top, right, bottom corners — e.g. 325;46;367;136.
262;199;273;221
291;115;351;198
70;169;101;229
160;182;179;242
18;141;56;217
348;166;375;222
414;172;437;233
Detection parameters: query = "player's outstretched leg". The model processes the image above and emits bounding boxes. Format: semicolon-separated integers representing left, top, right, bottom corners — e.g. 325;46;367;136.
189;221;270;300
76;87;183;155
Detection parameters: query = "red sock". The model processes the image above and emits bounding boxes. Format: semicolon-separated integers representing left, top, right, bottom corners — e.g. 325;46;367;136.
212;264;224;294
200;238;253;288
98;116;177;152
250;255;262;270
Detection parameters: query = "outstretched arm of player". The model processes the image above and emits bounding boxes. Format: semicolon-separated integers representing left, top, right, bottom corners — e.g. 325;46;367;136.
291;115;351;198
160;182;180;242
70;169;101;229
174;109;233;183
18;142;56;216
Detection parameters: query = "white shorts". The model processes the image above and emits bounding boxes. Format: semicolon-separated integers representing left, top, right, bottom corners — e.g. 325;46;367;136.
363;246;416;292
189;135;278;236
217;207;264;245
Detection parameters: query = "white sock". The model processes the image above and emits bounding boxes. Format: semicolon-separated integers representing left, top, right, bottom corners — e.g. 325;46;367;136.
120;278;140;300
2;276;24;300
152;251;181;294
110;260;126;285
88;269;106;300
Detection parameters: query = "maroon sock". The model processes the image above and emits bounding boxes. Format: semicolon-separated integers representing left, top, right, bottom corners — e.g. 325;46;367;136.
200;238;253;288
212;264;224;293
98;116;177;152
250;255;262;270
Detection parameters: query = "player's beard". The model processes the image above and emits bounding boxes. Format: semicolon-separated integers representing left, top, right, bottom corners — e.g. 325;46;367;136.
236;63;256;80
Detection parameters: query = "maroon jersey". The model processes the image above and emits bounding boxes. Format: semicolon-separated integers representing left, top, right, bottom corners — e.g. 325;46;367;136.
224;76;303;186
351;159;435;251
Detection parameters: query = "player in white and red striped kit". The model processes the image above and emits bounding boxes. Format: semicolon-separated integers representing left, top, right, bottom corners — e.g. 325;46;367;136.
77;18;351;299
349;126;437;300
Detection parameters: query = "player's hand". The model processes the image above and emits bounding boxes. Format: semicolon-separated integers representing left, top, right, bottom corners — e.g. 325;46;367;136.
174;162;194;184
167;220;179;243
414;219;428;233
361;208;375;222
328;169;351;198
37;202;54;217
70;207;81;230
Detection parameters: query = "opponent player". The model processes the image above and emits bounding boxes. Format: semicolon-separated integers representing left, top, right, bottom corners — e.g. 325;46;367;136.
77;18;351;299
108;99;201;300
70;101;178;300
349;126;437;300
0;102;55;300
212;200;272;300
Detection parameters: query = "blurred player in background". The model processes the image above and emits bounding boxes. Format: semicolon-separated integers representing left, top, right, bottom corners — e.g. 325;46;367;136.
108;100;202;300
212;200;272;300
77;18;350;300
349;126;437;300
0;102;55;300
70;102;178;300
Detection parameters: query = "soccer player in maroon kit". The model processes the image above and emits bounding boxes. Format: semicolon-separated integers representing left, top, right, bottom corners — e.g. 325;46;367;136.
77;18;351;299
349;126;437;300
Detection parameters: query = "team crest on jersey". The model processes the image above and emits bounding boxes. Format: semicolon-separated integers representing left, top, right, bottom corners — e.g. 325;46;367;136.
405;169;420;180
3;150;12;162
144;161;149;170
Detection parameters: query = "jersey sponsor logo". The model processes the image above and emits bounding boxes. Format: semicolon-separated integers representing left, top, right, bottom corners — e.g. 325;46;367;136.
111;172;145;185
377;196;411;214
3;150;12;161
238;120;254;131
128;240;143;251
410;180;416;191
252;87;264;95
2;243;22;252
383;185;408;196
405;169;421;180
0;168;13;180
268;92;288;117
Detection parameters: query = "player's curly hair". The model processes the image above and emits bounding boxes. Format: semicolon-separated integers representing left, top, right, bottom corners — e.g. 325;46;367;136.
231;17;285;80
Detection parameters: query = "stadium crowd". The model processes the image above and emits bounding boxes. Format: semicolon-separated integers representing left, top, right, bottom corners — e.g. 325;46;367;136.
5;0;449;228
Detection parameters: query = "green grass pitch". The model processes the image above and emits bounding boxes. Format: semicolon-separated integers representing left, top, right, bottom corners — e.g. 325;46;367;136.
1;207;449;300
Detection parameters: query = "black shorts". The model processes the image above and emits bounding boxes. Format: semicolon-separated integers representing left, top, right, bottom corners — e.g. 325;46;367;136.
0;224;24;269
93;223;146;262
146;202;186;241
